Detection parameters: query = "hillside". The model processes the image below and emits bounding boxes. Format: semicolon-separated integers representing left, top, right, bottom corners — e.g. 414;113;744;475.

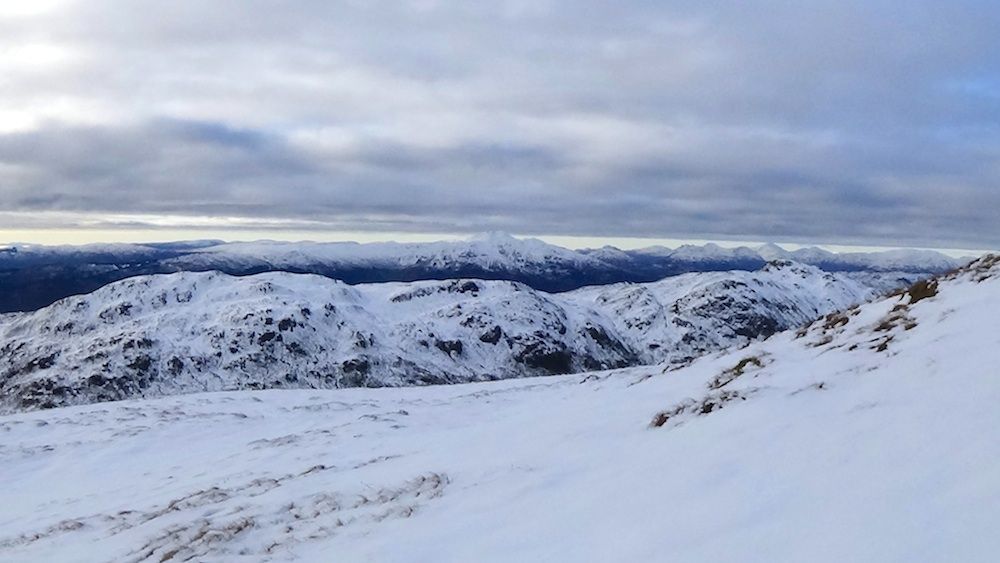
1;261;875;412
0;256;996;562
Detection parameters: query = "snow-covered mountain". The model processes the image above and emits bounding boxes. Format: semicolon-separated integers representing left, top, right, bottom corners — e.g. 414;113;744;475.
753;242;963;272
1;255;997;562
0;233;962;313
570;260;874;364
166;232;606;273
0;261;878;412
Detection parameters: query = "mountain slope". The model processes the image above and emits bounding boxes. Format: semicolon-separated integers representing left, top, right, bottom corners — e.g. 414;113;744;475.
570;260;872;364
0;256;997;562
0;262;874;412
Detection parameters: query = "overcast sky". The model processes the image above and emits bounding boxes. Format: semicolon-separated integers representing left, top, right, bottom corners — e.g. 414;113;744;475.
2;1;999;249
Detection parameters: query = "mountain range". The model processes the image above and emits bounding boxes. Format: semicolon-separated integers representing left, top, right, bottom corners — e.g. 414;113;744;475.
2;260;888;412
0;232;964;313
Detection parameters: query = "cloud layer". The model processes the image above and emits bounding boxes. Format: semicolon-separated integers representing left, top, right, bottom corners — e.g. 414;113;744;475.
2;0;999;247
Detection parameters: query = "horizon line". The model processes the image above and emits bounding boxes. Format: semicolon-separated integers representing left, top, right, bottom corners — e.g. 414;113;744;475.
0;228;992;259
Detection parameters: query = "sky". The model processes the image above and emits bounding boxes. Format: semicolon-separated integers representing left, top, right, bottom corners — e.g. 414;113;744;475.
1;1;999;250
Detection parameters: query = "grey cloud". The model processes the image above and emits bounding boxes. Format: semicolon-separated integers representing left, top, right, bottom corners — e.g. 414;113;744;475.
0;0;999;248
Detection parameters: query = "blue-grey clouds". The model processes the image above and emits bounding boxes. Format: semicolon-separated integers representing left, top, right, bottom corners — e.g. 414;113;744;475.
1;0;999;247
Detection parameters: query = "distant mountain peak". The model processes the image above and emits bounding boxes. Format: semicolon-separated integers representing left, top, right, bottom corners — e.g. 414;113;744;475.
755;242;791;260
466;231;521;244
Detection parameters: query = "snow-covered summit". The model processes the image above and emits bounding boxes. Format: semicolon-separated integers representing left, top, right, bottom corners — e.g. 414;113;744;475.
168;231;606;273
753;242;965;272
755;242;792;260
465;230;521;243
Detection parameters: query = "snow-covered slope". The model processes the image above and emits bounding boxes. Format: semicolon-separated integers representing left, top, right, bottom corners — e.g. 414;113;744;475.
1;255;997;562
570;260;872;364
0;262;875;412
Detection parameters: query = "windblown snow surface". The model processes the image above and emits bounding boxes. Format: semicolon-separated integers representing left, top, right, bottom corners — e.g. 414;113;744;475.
1;256;998;562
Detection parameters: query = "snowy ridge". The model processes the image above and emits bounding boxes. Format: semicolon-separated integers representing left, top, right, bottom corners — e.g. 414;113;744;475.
163;232;605;272
751;244;965;272
0;233;964;274
627;240;965;271
180;234;964;274
0;256;997;561
570;260;873;363
0;262;875;412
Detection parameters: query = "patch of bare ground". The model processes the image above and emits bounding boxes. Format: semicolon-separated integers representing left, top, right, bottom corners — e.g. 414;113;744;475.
707;355;768;390
795;305;861;348
649;388;755;429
